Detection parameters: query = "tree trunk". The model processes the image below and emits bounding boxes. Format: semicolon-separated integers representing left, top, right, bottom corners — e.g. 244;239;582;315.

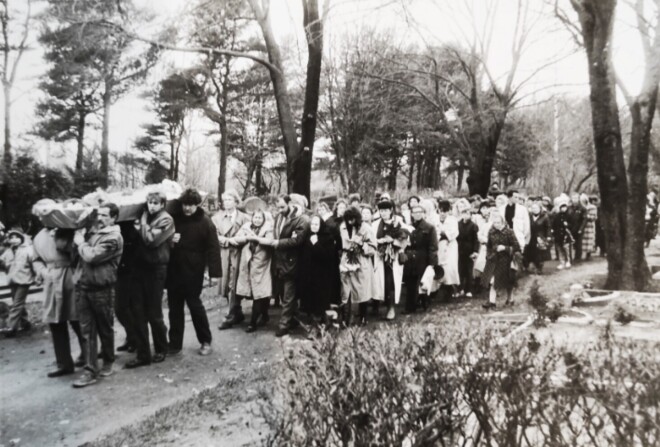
75;111;86;176
456;165;464;193
572;0;628;289
100;82;112;188
621;90;657;290
387;153;398;191
292;0;325;201
251;1;300;195
3;82;11;167
217;118;228;198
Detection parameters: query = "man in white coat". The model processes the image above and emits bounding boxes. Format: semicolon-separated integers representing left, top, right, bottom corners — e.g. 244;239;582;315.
498;190;531;250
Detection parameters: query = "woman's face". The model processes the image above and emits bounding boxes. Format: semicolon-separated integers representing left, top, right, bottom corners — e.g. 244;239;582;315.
310;216;321;233
252;212;264;227
480;206;490;218
409;198;419;208
336;203;346;217
380;208;392;220
361;208;373;222
531;204;541;215
492;215;505;230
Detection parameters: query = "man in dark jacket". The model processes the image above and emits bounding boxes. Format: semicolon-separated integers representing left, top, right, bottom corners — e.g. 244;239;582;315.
115;222;140;355
254;195;309;337
72;203;124;388
457;208;479;297
166;189;221;357
126;191;175;368
403;205;438;313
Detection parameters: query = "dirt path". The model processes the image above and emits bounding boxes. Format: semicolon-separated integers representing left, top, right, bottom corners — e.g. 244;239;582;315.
0;295;280;447
2;242;659;447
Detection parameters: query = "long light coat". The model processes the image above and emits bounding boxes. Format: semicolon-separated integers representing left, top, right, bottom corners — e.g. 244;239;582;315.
212;209;249;297
234;222;273;300
339;222;377;304
436;215;460;286
498;204;531;249
473;213;492;273
32;229;78;324
371;217;409;304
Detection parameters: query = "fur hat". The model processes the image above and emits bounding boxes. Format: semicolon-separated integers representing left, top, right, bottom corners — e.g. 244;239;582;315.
289;193;308;209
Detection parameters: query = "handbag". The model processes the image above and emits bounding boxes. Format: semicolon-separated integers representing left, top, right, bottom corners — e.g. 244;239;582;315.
537;236;549;251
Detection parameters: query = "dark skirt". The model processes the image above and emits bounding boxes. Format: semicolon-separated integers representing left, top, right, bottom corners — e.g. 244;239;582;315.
481;252;516;290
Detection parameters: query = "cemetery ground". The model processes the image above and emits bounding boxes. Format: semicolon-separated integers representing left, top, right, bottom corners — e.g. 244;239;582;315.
1;244;660;446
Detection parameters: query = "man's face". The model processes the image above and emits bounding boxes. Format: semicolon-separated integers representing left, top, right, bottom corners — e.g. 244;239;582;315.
409;198;419;208
97;207;115;229
380;208;392;220
461;210;471;221
571;194;580;205
411;206;425;222
223;196;236;211
336;203;346;217
147;199;164;215
182;203;198;216
509;194;517;205
277;199;289;215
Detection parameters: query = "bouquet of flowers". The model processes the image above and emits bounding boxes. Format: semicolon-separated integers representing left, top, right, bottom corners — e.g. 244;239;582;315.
378;225;409;265
341;234;365;273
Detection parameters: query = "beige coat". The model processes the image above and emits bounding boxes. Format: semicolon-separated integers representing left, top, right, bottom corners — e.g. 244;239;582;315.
234;223;273;300
32;229;77;324
212;209;249;297
339;222;377;304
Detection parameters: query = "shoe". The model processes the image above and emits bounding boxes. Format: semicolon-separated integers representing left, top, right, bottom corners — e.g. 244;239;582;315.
198;344;212;356
275;327;289;338
402;309;416;315
99;363;114;377
505;301;514;307
124;358;151;369
167;348;182;356
565;262;572;268
218;312;245;330
47;368;74;378
386;306;395;321
72;371;97;388
74;356;85;367
482;302;496;310
557;264;564;270
245;325;257;333
116;342;131;352
152;353;166;363
466;292;473;298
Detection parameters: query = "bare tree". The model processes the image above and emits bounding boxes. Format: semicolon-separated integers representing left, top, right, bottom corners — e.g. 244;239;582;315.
564;0;660;290
0;0;32;166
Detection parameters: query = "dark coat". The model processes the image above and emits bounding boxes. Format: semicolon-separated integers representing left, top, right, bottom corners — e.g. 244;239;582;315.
117;222;140;278
552;212;574;245
567;204;586;236
403;219;438;277
525;212;552;264
457;219;479;260
481;225;521;290
167;207;221;294
297;222;341;316
272;207;309;279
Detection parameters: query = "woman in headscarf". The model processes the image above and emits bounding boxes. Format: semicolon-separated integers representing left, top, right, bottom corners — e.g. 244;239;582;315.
231;210;273;332
481;212;521;309
297;215;341;322
339;206;377;325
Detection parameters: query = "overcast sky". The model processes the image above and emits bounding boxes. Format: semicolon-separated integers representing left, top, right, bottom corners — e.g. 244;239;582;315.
3;0;650;169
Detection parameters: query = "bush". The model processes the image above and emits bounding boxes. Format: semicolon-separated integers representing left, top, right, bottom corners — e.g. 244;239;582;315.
613;306;636;325
264;321;660;446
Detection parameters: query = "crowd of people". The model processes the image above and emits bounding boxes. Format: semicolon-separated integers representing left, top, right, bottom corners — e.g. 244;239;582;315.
0;185;659;389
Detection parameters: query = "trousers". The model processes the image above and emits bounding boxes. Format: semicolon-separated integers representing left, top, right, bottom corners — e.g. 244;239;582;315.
167;282;212;350
78;287;115;376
